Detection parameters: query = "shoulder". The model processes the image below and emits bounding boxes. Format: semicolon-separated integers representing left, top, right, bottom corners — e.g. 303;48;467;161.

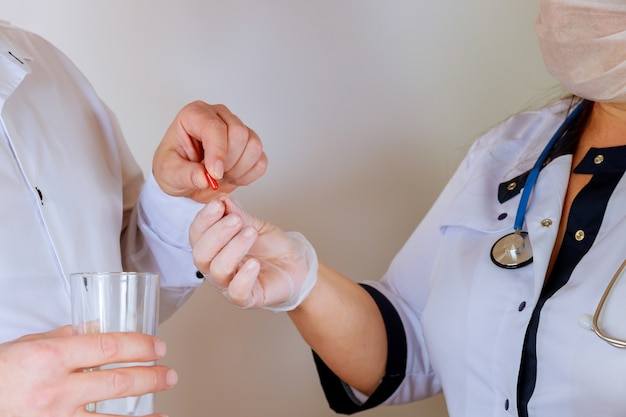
498;99;572;142
0;20;72;67
1;20;54;47
465;98;574;173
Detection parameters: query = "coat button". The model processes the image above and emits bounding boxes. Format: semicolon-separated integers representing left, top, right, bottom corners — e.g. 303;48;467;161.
575;230;585;241
518;301;527;312
35;187;44;205
594;154;605;165
541;218;553;228
507;182;517;191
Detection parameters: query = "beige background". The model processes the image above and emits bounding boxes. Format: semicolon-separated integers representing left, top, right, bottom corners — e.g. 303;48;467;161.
3;1;557;416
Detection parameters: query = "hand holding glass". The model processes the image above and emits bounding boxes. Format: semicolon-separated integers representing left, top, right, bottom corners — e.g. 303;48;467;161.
70;272;160;415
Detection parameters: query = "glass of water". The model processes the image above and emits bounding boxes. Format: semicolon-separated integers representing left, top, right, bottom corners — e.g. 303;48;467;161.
70;272;160;415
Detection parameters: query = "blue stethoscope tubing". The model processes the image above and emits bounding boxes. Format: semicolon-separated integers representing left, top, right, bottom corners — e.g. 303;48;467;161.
491;100;589;269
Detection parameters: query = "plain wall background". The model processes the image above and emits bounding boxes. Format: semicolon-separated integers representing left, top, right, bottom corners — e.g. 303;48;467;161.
3;1;558;416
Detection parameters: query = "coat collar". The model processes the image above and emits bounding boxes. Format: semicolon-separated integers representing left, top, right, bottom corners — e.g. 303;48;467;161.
0;25;32;109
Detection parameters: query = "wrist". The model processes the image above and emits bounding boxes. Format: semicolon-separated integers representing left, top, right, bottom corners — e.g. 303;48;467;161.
262;232;318;312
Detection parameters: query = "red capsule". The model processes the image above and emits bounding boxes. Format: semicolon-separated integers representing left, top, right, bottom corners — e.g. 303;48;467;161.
205;169;219;190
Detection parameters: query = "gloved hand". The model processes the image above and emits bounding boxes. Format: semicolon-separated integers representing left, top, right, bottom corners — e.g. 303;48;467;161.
190;195;318;312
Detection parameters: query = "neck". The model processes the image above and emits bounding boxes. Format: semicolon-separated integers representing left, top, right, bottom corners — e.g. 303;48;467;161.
582;102;626;148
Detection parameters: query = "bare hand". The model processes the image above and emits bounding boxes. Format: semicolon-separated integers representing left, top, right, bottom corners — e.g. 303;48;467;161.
0;326;176;417
152;101;267;202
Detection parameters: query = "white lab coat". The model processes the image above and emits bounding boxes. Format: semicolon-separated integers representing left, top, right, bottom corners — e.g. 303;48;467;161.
366;99;626;416
0;22;204;342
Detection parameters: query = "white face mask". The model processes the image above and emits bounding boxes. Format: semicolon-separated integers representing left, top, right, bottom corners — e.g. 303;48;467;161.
535;0;626;103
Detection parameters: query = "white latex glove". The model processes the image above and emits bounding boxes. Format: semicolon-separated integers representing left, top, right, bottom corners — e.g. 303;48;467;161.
190;195;318;312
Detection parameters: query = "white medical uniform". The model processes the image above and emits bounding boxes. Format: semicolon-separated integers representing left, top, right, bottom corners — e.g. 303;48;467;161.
315;99;626;417
0;22;204;343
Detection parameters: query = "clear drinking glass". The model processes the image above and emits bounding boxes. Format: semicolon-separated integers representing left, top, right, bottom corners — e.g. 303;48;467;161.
70;272;160;415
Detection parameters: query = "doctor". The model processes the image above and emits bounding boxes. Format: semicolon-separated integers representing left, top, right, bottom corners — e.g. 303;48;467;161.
190;0;626;416
0;21;266;417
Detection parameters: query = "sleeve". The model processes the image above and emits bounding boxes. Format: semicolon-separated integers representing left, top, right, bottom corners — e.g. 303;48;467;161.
127;172;206;322
107;105;205;323
312;284;408;414
310;128;497;412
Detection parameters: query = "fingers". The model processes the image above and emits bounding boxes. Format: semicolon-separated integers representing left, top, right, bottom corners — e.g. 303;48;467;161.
153;101;267;201
209;226;258;286
188;194;257;248
177;102;228;179
16;325;73;342
177;102;254;181
192;217;259;285
226;258;262;306
56;332;167;371
189;198;228;246
190;197;262;298
2;331;175;416
226;149;268;188
72;364;178;405
66;333;176;405
209;106;248;176
219;128;267;183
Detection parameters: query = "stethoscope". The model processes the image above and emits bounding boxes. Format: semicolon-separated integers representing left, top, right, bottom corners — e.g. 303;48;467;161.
578;259;626;348
490;100;626;348
490;100;588;269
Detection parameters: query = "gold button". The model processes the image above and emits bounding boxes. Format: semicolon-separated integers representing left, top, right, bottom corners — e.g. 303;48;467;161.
541;219;553;228
594;154;605;164
575;230;585;241
507;182;517;191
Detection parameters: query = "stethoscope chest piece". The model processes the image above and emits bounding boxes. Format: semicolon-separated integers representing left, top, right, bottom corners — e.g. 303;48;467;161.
488;100;588;270
491;231;533;269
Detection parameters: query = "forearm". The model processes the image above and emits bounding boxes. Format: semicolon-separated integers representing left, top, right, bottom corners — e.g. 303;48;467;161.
288;262;387;395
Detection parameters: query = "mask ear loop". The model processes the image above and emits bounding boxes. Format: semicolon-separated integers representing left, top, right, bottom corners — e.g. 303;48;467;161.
491;100;588;269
